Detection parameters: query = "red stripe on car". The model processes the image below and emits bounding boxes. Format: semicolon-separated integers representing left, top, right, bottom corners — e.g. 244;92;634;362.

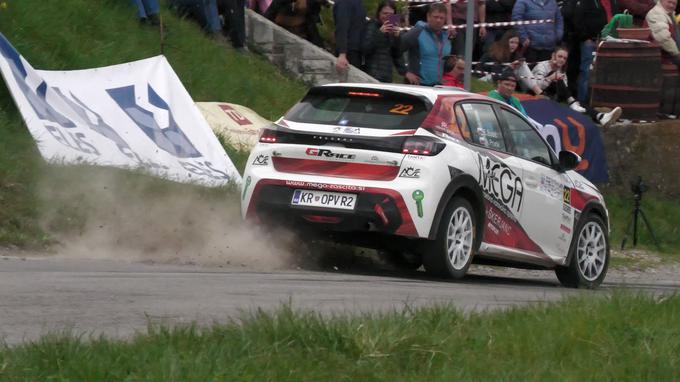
272;158;400;181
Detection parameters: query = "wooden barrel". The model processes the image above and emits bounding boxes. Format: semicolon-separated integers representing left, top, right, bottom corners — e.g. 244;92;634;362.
590;40;662;120
661;63;680;116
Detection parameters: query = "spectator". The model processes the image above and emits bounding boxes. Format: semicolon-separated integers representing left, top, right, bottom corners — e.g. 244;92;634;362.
265;0;325;47
488;68;528;116
333;0;367;73
562;0;619;104
219;0;248;50
132;0;160;25
512;0;564;63
362;0;407;82
170;0;222;34
646;0;680;68
618;0;654;25
477;29;541;94
483;0;516;52
450;0;487;57
401;3;452;85
532;46;623;128
442;55;465;87
248;0;272;13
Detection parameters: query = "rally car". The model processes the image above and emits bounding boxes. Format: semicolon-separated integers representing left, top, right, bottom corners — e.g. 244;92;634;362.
241;83;610;288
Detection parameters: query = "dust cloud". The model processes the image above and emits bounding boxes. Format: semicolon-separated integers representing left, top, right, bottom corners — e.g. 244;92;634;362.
37;167;299;270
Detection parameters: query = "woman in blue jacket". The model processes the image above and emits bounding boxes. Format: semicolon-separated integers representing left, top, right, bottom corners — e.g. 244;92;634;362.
511;0;563;63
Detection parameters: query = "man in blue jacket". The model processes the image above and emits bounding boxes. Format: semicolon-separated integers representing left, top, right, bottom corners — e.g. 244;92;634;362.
512;0;564;63
401;3;452;86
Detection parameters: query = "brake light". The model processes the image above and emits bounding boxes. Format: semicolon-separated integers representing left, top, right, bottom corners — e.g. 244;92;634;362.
401;137;445;156
347;91;382;97
259;128;278;143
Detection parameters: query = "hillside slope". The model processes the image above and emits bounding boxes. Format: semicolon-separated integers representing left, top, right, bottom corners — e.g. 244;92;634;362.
0;0;307;246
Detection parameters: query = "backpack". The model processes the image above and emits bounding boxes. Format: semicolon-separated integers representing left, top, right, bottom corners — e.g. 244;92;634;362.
601;12;634;39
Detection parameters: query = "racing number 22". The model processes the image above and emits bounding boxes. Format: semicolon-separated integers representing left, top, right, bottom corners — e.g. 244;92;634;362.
390;104;413;115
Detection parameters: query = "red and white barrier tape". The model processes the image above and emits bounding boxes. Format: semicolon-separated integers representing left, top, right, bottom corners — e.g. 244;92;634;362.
398;19;553;31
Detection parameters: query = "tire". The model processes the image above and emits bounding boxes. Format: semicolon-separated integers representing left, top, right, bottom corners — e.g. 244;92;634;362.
377;250;422;271
423;197;477;279
556;214;609;289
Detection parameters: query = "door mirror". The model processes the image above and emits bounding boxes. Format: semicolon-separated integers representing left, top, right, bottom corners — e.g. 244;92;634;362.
558;150;581;171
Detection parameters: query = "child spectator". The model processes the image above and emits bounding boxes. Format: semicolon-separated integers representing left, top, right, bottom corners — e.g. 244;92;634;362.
532;46;623;128
478;29;541;94
442;55;465;87
362;0;406;82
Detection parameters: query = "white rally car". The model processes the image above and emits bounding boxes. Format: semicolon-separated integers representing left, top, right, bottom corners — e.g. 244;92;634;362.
241;83;610;288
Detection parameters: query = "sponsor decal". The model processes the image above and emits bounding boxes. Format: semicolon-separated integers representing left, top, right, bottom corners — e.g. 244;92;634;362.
406;154;424;161
477;153;524;214
305;147;356;160
561;212;572;224
272;151;282;157
487;222;500;235
343;127;360;135
399;167;421;178
370;155;379;162
242;176;252;200
560;224;572;234
540;176;563;199
562;203;572;213
558;232;569;242
218;104;252;126
252;154;269;166
387;160;399;166
284;180;366;192
412;190;424;218
486;207;512;235
563;187;571;204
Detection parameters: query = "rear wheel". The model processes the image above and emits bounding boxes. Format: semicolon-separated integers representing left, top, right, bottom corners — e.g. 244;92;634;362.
423;197;476;279
556;214;609;288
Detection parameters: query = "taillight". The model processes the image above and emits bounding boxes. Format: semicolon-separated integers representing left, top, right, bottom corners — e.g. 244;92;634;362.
401;137;445;156
259;128;278;143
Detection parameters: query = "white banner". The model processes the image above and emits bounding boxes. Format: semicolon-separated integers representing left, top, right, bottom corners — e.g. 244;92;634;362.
0;33;241;186
196;102;270;150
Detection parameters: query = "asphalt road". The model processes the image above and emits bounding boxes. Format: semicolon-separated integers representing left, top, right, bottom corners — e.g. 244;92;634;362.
1;255;679;346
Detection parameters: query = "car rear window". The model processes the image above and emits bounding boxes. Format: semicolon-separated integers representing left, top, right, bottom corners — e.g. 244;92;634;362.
283;86;431;130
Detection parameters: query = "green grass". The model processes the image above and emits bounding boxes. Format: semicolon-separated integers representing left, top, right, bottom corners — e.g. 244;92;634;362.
0;0;306;247
1;293;679;380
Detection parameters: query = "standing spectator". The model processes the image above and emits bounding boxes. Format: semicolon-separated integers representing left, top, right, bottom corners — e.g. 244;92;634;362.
477;29;541;94
646;0;680;67
483;0;516;52
442;55;465;87
265;0;325;47
488;68;528;115
512;0;564;63
401;3;452;85
362;1;407;82
132;0;160;25
220;0;248;50
450;0;487;57
532;46;623;128
563;0;619;104
333;0;367;73
170;0;222;34
618;0;654;25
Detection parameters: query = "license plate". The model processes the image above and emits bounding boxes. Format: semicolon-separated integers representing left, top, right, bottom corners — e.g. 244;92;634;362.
291;189;357;210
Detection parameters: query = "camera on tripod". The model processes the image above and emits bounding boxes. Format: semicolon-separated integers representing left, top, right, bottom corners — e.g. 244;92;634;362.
630;176;648;197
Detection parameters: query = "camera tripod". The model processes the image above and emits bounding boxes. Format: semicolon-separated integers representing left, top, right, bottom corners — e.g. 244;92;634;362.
620;190;661;250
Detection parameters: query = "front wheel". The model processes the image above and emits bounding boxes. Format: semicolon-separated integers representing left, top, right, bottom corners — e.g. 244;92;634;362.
556;214;609;288
423;197;477;279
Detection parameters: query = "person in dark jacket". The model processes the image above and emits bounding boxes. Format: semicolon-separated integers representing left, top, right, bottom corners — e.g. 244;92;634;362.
511;0;564;62
483;0;516;52
265;0;325;47
563;0;619;103
401;3;452;86
333;0;367;73
618;0;654;25
362;0;406;82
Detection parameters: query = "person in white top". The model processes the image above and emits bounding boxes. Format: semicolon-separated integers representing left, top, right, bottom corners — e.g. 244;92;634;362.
531;46;623;128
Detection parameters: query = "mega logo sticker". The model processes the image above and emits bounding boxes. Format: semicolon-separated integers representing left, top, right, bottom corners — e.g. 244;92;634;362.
477;153;524;214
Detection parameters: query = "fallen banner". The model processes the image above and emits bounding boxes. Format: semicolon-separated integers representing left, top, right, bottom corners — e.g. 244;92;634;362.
0;33;241;186
195;102;270;150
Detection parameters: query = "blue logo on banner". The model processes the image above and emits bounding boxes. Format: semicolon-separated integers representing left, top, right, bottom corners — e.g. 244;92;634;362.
107;85;201;159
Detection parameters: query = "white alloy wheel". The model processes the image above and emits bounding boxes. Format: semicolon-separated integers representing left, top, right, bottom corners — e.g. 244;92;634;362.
576;221;607;281
447;206;474;270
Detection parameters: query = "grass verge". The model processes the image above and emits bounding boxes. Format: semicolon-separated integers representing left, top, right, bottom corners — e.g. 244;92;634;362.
1;293;679;380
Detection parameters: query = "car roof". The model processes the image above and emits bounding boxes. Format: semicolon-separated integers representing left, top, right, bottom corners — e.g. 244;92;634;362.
320;82;493;104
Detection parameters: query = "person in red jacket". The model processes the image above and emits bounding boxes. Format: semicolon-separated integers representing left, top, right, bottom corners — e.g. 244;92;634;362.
618;0;655;26
441;55;465;87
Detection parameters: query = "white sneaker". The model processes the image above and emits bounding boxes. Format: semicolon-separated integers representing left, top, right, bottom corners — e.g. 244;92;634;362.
569;101;587;113
598;106;623;128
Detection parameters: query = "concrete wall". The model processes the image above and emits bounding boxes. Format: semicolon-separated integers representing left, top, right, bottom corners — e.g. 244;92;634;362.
245;10;378;86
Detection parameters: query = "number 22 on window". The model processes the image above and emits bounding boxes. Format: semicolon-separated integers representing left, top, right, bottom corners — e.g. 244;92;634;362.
390;104;413;115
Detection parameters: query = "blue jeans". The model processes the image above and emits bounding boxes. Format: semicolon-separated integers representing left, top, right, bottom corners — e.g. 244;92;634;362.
131;0;159;18
170;0;221;33
578;40;596;104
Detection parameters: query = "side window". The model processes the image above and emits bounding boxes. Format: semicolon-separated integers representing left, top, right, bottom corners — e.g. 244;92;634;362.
459;103;506;151
501;109;553;166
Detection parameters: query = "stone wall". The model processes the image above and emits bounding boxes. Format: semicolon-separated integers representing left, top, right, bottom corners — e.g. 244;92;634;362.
245;10;378;86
